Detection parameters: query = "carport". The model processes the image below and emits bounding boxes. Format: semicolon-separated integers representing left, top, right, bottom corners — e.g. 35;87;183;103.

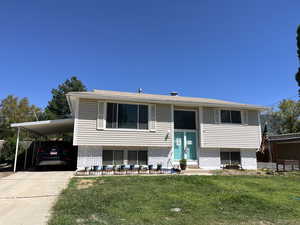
10;118;74;172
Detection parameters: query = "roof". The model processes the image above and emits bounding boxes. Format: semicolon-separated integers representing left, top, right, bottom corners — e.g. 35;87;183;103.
11;119;74;136
269;133;300;142
66;89;268;111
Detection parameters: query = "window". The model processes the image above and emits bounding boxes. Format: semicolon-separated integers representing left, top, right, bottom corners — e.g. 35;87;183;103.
174;110;196;130
103;150;114;165
220;151;241;165
221;110;241;124
128;151;138;165
118;104;138;129
127;150;148;165
103;150;124;165
106;103;148;129
106;103;117;128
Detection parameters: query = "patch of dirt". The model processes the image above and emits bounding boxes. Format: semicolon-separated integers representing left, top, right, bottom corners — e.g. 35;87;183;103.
76;214;107;225
76;179;97;190
214;169;261;176
0;172;13;178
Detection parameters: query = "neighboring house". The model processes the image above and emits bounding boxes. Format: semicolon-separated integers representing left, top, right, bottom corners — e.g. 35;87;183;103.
259;133;300;163
66;89;267;170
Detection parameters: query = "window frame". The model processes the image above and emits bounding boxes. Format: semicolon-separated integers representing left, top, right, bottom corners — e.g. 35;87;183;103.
127;150;148;165
102;150;124;165
105;101;150;131
220;109;242;124
174;109;197;130
220;151;241;165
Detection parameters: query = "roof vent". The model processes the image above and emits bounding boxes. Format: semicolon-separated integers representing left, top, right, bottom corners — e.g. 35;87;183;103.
170;91;178;96
138;88;143;93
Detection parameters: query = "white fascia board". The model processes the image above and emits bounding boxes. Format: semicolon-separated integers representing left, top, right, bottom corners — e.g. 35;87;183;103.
66;95;74;116
66;93;268;111
11;118;74;128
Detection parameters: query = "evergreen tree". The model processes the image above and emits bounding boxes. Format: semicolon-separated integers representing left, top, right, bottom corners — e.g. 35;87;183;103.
45;76;87;119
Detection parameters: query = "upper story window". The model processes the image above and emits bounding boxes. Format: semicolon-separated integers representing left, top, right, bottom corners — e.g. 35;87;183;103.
106;103;149;129
174;110;196;130
221;110;241;124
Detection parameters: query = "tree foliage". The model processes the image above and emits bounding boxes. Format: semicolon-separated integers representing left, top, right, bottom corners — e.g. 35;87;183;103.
45;76;86;119
262;99;300;135
0;95;41;161
0;95;41;137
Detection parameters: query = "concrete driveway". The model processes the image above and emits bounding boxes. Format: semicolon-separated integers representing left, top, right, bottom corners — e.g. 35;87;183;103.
0;171;73;225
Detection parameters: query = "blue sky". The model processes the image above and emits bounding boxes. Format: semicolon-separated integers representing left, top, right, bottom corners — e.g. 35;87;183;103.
0;1;299;109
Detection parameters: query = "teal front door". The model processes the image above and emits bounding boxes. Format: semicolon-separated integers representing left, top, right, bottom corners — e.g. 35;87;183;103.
174;131;197;160
186;132;197;160
174;132;184;160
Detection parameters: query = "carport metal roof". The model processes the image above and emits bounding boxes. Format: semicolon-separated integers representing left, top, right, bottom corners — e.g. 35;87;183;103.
11;118;74;136
10;118;74;172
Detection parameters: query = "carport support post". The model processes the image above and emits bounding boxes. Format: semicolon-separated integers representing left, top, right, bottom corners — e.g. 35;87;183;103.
13;127;20;173
24;142;28;170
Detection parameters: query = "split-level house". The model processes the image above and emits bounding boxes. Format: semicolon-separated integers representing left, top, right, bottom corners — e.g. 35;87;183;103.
66;89;267;170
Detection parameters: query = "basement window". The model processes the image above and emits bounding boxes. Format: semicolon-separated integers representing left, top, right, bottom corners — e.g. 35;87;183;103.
220;151;241;165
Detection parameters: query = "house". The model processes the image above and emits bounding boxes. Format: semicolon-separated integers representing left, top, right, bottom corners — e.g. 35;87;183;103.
65;89;267;170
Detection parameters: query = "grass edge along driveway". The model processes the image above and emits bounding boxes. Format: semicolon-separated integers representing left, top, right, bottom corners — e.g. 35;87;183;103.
48;175;300;225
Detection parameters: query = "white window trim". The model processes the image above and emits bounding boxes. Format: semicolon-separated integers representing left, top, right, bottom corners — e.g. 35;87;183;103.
149;104;156;132
96;101;106;130
105;102;150;131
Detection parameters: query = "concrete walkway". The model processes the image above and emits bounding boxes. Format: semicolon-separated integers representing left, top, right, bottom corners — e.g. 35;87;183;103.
0;171;73;225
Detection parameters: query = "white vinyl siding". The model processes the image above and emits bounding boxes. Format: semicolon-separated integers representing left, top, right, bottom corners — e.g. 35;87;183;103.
77;146;102;169
74;99;172;147
202;124;261;148
201;107;260;149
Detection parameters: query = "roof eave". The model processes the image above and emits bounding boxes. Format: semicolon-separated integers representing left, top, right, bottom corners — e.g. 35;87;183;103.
66;93;268;111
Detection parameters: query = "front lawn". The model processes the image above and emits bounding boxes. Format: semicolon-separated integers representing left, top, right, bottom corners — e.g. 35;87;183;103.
48;175;300;225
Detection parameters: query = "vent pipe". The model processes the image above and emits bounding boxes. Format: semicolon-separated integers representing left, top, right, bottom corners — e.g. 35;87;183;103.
170;91;178;96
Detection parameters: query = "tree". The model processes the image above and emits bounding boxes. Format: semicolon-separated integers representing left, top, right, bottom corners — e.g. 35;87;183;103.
0;95;41;161
0;96;41;132
262;99;300;135
45;76;87;119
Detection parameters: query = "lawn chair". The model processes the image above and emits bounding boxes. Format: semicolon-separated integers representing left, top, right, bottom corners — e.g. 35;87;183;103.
131;164;139;174
124;165;131;174
114;165;126;175
148;165;155;174
139;165;148;174
157;164;162;174
91;165;101;175
102;165;114;175
84;166;91;175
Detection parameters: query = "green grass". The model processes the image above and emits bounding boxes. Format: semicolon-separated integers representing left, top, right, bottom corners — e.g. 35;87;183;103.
48;175;300;225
